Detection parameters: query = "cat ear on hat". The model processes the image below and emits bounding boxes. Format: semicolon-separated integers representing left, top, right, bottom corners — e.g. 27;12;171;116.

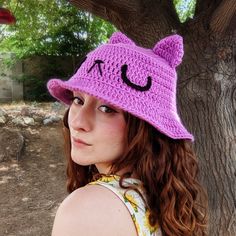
108;31;135;45
153;34;184;68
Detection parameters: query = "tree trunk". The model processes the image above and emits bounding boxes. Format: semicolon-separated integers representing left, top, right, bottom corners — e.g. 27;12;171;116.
69;1;236;235
178;28;236;236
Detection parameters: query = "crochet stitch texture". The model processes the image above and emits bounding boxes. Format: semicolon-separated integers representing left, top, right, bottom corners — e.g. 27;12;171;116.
47;32;194;141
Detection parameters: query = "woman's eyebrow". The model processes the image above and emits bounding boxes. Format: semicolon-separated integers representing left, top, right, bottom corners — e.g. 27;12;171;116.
73;92;84;98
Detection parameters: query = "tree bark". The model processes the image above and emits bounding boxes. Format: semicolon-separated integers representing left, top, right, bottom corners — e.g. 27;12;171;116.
209;0;236;34
69;1;236;235
178;27;236;236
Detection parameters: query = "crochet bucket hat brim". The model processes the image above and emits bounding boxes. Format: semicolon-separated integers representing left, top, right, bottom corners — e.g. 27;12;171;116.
47;32;194;141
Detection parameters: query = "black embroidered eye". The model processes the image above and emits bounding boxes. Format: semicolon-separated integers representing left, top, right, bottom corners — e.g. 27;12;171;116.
121;64;152;91
87;60;104;76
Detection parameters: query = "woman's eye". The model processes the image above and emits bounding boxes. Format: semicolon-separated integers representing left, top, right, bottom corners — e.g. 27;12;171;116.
72;96;83;105
99;105;117;113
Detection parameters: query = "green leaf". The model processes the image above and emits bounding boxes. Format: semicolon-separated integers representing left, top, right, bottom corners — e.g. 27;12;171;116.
0;0;116;59
173;0;196;23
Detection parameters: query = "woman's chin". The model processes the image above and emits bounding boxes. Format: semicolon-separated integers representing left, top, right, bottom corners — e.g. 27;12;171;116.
71;154;91;166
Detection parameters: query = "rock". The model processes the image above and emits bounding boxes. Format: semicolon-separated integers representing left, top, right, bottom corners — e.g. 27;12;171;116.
0;108;7;116
25;127;39;135
43;118;53;125
23;116;35;125
32;115;43;123
51;101;63;112
2;102;64;127
8;114;15;119
44;114;51;119
43;115;61;125
0;127;25;162
0;154;5;162
50;115;61;122
12;117;26;126
0;116;7;124
20;107;31;116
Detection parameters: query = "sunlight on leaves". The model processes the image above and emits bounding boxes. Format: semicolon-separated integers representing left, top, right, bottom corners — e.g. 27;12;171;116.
173;0;196;23
0;0;115;59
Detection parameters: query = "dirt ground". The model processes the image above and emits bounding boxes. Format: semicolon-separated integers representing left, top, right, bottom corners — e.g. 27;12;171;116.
0;104;68;236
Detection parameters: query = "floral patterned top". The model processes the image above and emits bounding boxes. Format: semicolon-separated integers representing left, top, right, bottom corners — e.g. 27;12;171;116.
89;175;162;236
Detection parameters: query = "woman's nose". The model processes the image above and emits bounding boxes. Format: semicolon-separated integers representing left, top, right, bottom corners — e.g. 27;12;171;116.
69;106;93;132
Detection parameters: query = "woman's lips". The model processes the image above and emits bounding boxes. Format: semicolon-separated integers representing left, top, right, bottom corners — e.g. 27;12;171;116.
71;137;92;147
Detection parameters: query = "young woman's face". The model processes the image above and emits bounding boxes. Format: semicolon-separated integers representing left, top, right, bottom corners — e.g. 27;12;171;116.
68;91;127;174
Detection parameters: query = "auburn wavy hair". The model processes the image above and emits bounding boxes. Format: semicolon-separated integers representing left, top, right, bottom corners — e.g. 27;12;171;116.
62;108;208;236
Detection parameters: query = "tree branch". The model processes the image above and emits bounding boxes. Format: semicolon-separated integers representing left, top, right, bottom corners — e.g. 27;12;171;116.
195;0;219;15
69;0;139;21
210;0;236;34
91;0;138;15
69;0;109;21
69;0;188;47
161;0;180;25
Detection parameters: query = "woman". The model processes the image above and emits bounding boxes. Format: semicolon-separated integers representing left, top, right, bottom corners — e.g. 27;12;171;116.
47;32;208;236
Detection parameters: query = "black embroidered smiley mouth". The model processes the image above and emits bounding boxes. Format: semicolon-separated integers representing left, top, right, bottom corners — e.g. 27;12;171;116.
121;64;152;92
76;58;152;92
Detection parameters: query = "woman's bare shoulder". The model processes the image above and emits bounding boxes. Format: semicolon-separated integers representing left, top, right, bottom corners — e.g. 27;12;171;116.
51;184;137;236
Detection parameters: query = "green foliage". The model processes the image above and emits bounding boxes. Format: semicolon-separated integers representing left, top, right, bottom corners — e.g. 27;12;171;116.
12;56;72;101
173;0;196;23
19;74;52;101
0;0;115;58
0;0;115;101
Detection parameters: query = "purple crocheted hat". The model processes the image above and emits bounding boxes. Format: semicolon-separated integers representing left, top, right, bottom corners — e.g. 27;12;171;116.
47;32;194;141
